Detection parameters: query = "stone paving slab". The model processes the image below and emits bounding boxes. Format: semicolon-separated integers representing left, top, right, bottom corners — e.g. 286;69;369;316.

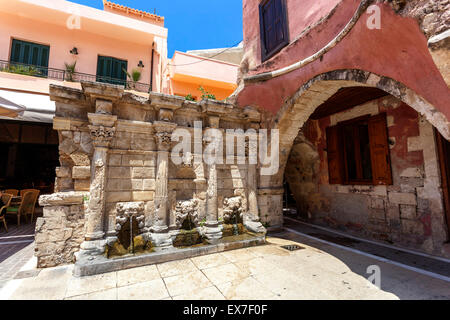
2;231;450;300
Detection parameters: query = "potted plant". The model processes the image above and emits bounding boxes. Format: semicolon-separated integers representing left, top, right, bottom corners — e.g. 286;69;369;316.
123;68;142;89
64;61;77;82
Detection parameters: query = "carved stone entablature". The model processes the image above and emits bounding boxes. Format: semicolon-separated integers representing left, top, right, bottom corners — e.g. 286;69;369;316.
153;121;177;151
223;196;244;224
115;202;145;232
175;199;199;229
88;125;116;147
208;115;220;128
159;108;174;122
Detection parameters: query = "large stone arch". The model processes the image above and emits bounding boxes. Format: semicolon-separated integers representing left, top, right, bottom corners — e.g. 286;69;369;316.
258;69;450;245
262;69;450;187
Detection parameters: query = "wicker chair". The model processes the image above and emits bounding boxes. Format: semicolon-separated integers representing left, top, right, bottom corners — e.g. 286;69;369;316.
6;191;34;226
20;189;40;221
0;193;12;232
4;189;19;196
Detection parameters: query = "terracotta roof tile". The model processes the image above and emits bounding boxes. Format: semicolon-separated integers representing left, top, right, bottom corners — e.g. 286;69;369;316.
103;0;164;22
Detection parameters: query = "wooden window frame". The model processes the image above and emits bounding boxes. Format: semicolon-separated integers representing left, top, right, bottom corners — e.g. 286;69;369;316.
327;113;393;186
259;0;290;62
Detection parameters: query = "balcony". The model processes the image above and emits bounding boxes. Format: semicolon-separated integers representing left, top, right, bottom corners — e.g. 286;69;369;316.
0;60;151;93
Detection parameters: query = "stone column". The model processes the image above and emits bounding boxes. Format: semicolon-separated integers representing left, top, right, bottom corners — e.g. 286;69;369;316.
245;163;266;234
203;115;223;243
244;125;266;234
151;121;177;247
79;112;117;256
204;162;223;242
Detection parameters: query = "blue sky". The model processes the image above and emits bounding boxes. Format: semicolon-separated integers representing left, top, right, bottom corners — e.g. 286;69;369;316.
69;0;243;57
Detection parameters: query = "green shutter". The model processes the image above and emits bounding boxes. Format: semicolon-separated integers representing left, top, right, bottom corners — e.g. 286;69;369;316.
97;55;128;86
10;39;49;68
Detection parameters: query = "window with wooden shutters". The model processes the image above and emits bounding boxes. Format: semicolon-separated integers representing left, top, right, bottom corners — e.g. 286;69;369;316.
96;56;128;86
259;0;289;62
326;126;344;184
10;39;50;75
326;113;392;185
368;113;393;185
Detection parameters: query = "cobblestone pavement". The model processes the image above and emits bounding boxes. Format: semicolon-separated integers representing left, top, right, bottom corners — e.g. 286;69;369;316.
0;221;36;289
1;231;449;300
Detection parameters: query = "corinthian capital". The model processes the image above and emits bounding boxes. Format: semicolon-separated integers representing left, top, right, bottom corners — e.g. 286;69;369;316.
153;121;177;151
89;125;116;147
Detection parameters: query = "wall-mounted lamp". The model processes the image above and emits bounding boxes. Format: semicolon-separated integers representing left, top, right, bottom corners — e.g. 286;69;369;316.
70;47;78;55
137;60;145;68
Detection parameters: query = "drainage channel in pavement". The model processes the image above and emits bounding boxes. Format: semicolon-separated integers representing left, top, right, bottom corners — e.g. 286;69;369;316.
282;217;450;278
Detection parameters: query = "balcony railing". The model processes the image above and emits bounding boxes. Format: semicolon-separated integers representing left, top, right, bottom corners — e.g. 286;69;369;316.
0;60;151;93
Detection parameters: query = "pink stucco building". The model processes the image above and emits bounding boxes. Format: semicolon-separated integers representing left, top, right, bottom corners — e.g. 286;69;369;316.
0;0;168;97
235;0;450;257
0;0;168;193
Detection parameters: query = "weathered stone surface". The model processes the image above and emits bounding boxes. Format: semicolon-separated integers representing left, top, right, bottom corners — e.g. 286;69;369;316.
397;0;449;38
388;192;417;206
70;153;91;166
56;167;71;178
39;192;87;207
402;220;424;236
74;179;90;192
371;198;385;210
400;205;418;220
428;30;450;86
72;166;91;179
35;202;86;268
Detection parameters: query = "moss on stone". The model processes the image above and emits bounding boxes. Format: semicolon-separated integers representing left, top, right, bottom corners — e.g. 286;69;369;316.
173;229;203;247
222;223;247;237
107;241;128;258
133;235;146;252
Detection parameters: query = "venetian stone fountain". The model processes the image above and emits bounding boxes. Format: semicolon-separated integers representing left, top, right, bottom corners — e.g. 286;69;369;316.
36;82;267;276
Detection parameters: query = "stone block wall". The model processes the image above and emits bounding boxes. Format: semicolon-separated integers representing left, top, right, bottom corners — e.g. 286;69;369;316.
35;192;87;267
285;95;449;256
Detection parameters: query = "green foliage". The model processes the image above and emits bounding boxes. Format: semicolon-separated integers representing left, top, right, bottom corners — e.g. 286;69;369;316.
199;218;207;228
198;86;216;100
185;93;195;101
123;68;142;89
123;68;142;82
130;69;142;82
64;61;77;82
1;64;41;76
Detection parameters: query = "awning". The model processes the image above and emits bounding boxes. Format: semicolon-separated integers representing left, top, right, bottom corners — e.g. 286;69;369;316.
0;89;55;123
0;95;25;118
